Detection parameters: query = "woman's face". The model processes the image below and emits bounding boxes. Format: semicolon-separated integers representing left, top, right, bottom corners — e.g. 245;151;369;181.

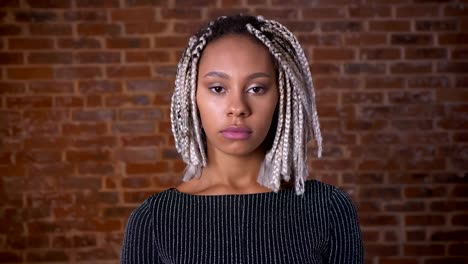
196;34;278;157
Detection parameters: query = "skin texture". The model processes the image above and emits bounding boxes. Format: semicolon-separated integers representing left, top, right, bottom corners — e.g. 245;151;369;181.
177;35;278;195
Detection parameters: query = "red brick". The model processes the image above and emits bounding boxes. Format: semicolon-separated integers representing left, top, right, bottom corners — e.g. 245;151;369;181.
452;185;468;198
366;245;400;257
445;5;468;16
79;80;122;94
302;7;346;19
313;48;355;61
439;33;468;45
405;186;447;198
407;230;426;241
29;24;72;36
86;95;103;107
75;51;121;64
406;215;446;226
254;8;299;20
112;122;155;134
161;8;203;19
202;7;242;18
62;123;107;135
154;36;190;49
452;214;468;225
448;245;468;256
431;230;468;242
110;94;152;107
321;21;362;32
391;34;433;45
361;187;401;199
360;48;401;60
0;52;24;64
391;62;432;74
360;215;399;226
60;177;101;190
56;67;102;79
125;50;171;63
117;148;158;163
0;0;19;7
28;52;73;64
0;82;26;94
6;96;53;108
408;76;450;89
396;5;439;17
369;21;410;32
126;161;169;174
0;24;21;35
349;6;391;17
437;62;468;73
392;120;433;130
121;135;165;147
452;48;468;60
106;65;151;78
7;67;54;80
24;137;69;150
385;201;425;212
437;89;468;103
345;34;387;46
71;136;116;149
25;0;70;8
14;10;57;22
76;0;120;7
57;37;102;49
310;63;340;75
380;259;418;264
106;37;150;49
118;109;163;121
16;151;62;163
77;23;121;36
365;77;404;89
220;0;243;7
404;244;445;256
416;20;458;31
23;109;68;122
77;219;120;232
72;110;115;122
64;10;107;21
111;8;155;21
125;22;168;34
124;0;169;7
55;96;85;107
345;63;386;74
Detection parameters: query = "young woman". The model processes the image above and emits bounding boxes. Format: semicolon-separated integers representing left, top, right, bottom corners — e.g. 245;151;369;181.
121;15;363;263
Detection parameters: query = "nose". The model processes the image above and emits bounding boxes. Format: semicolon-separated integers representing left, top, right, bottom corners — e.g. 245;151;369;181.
226;92;250;118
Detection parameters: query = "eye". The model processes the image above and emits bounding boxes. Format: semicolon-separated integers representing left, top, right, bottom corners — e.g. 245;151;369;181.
247;86;265;94
209;86;225;94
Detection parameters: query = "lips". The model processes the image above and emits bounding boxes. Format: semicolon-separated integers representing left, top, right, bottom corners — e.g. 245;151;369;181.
221;126;252;140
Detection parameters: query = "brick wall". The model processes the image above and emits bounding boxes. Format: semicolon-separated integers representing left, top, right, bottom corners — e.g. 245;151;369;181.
0;0;467;263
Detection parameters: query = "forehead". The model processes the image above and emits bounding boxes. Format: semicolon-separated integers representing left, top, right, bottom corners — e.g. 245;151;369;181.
197;34;275;75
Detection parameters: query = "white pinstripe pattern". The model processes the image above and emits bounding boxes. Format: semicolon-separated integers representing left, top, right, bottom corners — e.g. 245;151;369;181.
121;180;363;264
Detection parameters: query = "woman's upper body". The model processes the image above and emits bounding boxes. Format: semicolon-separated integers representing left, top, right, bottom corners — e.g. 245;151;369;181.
121;14;363;264
121;179;364;264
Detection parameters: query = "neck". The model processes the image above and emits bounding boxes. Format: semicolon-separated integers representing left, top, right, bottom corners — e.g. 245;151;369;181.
200;145;265;190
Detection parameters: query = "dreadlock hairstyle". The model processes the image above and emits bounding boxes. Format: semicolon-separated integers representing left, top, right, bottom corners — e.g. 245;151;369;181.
170;14;322;195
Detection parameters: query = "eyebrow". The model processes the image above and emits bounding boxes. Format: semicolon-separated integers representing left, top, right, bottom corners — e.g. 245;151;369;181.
203;71;271;80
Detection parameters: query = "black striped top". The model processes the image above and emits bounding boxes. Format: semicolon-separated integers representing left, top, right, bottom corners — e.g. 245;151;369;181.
121;180;363;264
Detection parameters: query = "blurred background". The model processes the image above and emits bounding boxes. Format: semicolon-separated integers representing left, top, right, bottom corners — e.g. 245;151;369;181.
0;0;467;263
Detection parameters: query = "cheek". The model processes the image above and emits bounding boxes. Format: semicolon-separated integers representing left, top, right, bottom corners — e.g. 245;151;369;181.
196;94;220;130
